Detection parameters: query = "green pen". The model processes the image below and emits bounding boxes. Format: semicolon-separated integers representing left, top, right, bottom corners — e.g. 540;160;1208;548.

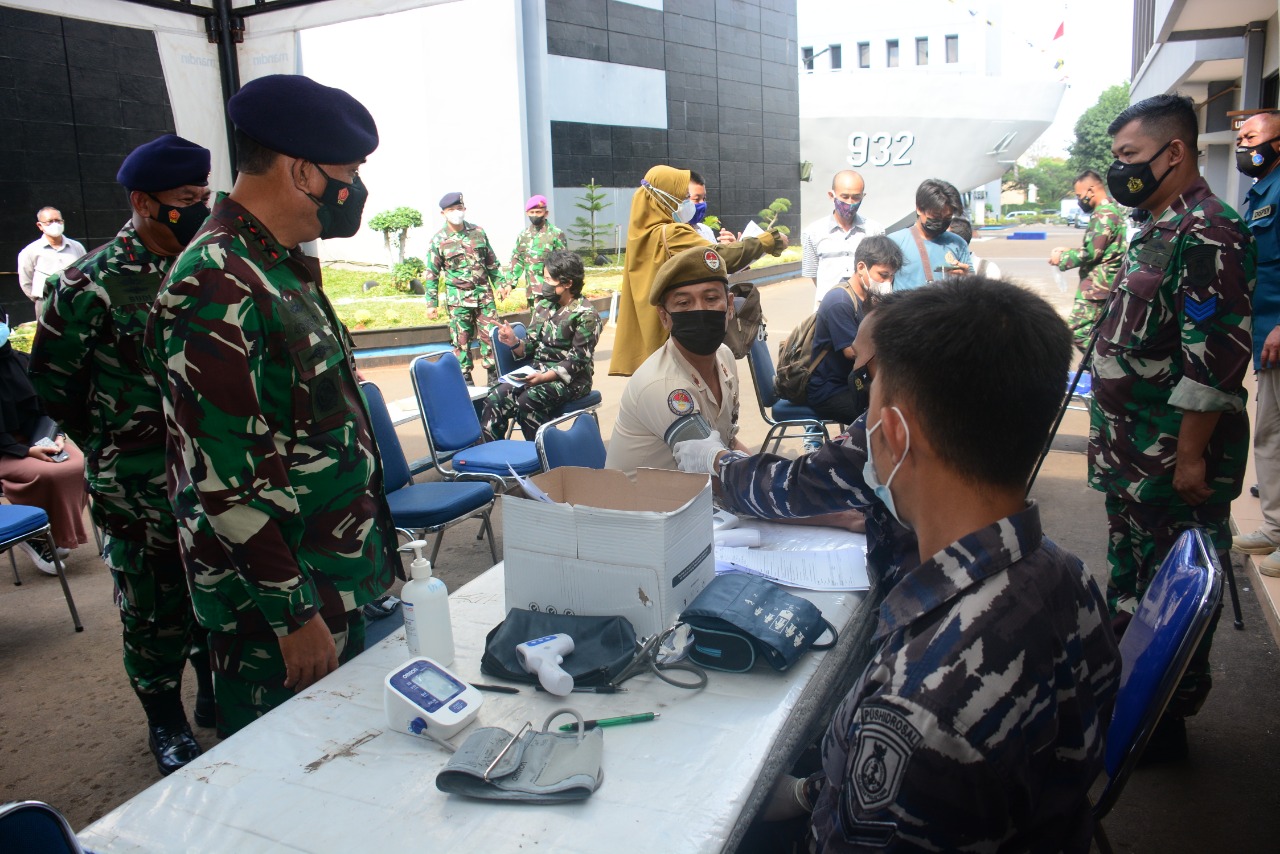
559;712;660;732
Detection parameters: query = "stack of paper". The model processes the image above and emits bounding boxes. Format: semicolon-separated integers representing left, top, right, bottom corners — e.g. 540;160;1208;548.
714;546;869;592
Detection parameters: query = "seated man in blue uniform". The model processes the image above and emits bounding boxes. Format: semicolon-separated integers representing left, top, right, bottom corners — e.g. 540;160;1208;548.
684;277;1121;851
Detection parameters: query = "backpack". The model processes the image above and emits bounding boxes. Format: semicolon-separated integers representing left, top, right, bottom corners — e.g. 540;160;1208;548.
725;281;764;359
773;282;858;404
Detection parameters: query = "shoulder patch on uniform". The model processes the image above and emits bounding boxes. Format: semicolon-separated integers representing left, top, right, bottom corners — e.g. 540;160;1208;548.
850;705;922;813
1183;243;1219;288
668;389;696;416
1252;204;1274;221
1184;294;1219;325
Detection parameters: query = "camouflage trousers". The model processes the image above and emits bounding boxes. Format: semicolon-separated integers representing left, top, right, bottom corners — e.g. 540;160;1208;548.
481;378;579;440
107;534;207;697
1068;297;1105;355
447;300;497;376
208;610;365;736
1104;494;1227;717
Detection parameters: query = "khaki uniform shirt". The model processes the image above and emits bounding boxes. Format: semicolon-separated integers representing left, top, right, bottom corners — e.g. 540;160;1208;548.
605;340;739;475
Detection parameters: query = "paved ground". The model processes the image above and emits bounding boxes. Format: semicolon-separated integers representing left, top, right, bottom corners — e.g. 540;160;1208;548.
2;224;1277;850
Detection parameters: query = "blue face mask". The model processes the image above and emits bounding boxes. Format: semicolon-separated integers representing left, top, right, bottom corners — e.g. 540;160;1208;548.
0;322;10;348
862;406;911;528
689;201;708;226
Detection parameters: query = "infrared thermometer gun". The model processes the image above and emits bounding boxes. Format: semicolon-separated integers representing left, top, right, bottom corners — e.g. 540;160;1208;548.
516;634;575;696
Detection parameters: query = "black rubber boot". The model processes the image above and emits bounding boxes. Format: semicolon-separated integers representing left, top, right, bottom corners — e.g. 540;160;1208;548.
139;690;202;776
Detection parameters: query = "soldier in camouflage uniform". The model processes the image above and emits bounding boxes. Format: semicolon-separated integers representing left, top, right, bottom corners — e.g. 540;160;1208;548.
144;75;399;736
1051;169;1128;353
740;279;1118;851
30;135;214;776
504;194;567;309
1090;95;1254;753
424;192;504;380
482;250;602;440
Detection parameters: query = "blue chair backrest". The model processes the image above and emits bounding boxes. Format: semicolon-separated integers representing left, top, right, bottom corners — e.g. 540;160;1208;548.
411;353;484;453
541;413;606;470
491;322;529;377
360;381;411;493
1068;370;1093;398
1096;528;1221;816
0;800;83;853
748;335;780;407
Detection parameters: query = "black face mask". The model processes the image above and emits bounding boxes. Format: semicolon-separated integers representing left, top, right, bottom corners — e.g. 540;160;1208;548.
668;309;727;356
920;215;952;238
1236;135;1280;178
149;196;209;247
529;215;546;227
849;362;872;416
1107;140;1172;208
1077;195;1096;214
306;166;369;239
539;280;563;304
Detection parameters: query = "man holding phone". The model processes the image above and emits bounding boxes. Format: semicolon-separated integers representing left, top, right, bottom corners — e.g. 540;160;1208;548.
885;179;972;290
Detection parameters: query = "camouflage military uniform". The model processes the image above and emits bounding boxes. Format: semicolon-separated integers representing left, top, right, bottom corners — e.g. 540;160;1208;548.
1089;177;1254;716
144;193;399;735
29;222;207;701
807;504;1120;852
716;415;915;587
481;296;602;440
423;222;502;376
1057;200;1127;353
505;222;567;308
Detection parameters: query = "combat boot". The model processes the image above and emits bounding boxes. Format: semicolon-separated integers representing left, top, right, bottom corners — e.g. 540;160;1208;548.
139;690;202;776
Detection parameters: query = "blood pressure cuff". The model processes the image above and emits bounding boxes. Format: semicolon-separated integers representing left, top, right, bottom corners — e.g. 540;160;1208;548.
679;574;836;672
436;725;604;803
481;609;637;687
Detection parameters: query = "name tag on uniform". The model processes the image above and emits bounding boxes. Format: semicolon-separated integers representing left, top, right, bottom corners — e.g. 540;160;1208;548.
1253;204;1274;221
103;272;162;307
1135;237;1174;271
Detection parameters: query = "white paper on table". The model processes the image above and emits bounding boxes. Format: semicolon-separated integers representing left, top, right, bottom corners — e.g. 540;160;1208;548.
507;464;556;502
500;365;539;387
714;546;869;591
741;220;765;239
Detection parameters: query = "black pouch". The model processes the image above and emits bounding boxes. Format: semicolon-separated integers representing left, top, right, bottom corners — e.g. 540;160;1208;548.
481;608;638;687
679;574;836;673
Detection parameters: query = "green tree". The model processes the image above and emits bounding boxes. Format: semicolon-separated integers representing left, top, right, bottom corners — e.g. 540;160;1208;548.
568;179;614;263
368;207;423;265
1068;82;1131;176
1004;157;1075;204
757;198;792;235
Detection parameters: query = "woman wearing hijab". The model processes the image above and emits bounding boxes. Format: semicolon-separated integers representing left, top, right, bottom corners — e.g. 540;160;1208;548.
609;165;788;377
0;313;88;574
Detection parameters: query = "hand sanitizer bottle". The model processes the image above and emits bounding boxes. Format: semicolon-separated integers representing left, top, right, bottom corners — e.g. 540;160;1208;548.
399;540;455;666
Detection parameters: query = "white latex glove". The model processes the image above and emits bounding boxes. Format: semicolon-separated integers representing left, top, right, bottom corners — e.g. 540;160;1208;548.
673;430;727;475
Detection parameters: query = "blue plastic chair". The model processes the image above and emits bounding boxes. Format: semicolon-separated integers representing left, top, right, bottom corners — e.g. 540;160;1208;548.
745;335;837;455
0;800;84;853
410;352;543;490
534;410;607;471
362;381;497;565
1066;368;1092;413
1092;527;1223;853
1;505;82;632
489;322;602;438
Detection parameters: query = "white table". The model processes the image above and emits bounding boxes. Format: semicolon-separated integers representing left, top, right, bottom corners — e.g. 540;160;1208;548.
79;560;881;853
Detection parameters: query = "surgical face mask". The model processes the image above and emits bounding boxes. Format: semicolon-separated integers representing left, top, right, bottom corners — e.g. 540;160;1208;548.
1236;134;1280;178
306;166;368;239
920;214;952;238
862;406;911;528
528;214;546;226
668;309;727;356
1107;140;1173;208
41;221;64;238
688;201;708;226
0;322;9;348
445;209;466;226
149;195;210;247
539;279;564;303
849;362;872;416
833;197;860;221
642;179;697;223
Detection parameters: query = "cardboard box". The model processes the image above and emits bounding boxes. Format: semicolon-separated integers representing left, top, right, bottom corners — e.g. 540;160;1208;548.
503;467;714;638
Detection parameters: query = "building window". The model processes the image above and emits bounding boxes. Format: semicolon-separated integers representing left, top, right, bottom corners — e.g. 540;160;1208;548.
945;34;959;63
802;46;814;71
887;39;899;67
916;37;928;65
829;44;842;69
858;42;870;68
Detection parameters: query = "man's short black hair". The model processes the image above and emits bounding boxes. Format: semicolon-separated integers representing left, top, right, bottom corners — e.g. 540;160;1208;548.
915;179;962;215
871;277;1071;489
947;216;973;244
1074;169;1104;186
688;170;706;187
234;128;279;175
1107;93;1198;149
855;234;905;271
544;248;586;297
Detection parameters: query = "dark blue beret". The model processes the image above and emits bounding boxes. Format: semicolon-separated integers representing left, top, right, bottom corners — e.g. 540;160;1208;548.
439;192;464;209
117;134;211;192
228;74;378;163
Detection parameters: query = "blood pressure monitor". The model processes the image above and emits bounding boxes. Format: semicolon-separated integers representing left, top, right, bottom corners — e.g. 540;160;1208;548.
385;657;483;741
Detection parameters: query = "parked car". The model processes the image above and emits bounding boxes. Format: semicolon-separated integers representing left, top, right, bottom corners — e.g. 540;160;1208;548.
1068;210;1090;229
1005;210;1039;221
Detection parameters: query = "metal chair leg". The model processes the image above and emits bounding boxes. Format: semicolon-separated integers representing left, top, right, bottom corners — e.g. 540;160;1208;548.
9;548;20;586
1225;551;1244;630
480;510;498;564
429;529;446;566
45;531;83;632
1093;819;1113;854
